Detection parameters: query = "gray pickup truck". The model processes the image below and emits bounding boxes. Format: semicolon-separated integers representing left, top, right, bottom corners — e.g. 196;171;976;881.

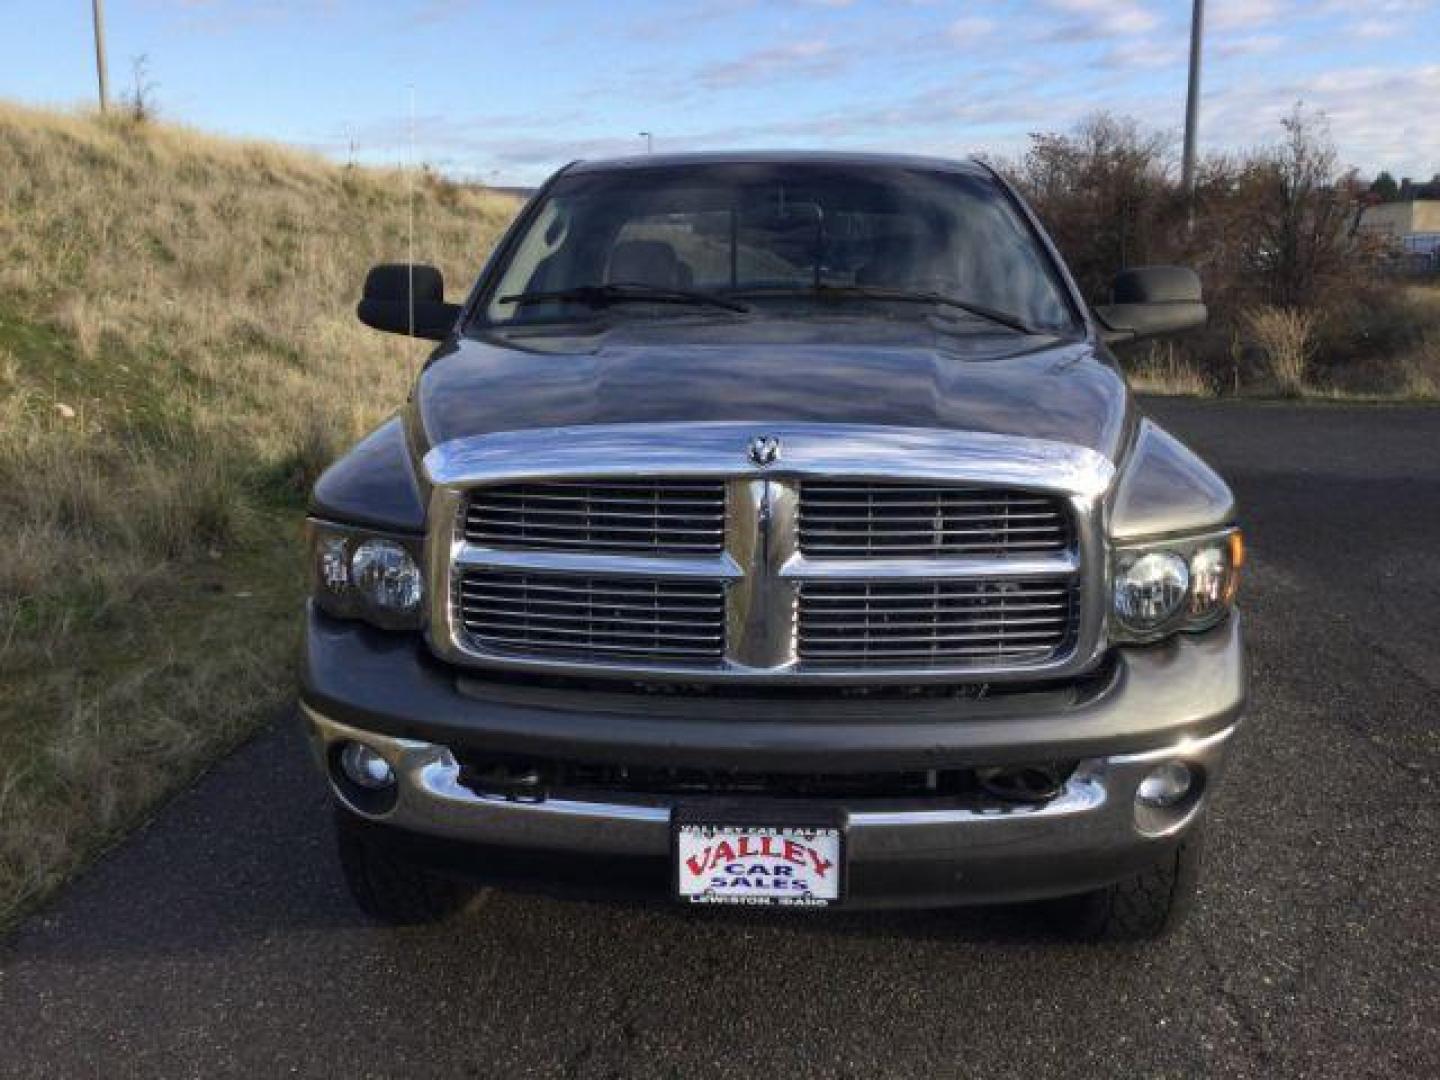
301;152;1244;939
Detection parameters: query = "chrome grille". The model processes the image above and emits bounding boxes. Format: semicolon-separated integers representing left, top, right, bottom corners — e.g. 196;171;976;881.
799;482;1070;556
464;481;725;555
431;423;1107;683
457;571;726;662
798;577;1078;668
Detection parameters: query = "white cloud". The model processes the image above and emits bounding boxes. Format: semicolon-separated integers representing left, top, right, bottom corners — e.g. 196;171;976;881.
696;40;850;88
947;16;996;44
1216;33;1285;57
1099;38;1186;71
1353;18;1400;37
1208;0;1287;32
1321;0;1434;12
1045;0;1160;37
1204;64;1440;174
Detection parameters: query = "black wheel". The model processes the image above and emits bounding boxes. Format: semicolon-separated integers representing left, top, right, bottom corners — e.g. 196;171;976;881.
333;808;476;926
1055;831;1205;942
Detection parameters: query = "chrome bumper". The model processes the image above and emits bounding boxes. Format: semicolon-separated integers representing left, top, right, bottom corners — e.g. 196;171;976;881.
305;705;1238;906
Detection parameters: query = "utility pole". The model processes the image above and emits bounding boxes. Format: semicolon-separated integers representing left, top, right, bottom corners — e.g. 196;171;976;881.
639;131;653;154
91;0;110;112
1181;0;1205;228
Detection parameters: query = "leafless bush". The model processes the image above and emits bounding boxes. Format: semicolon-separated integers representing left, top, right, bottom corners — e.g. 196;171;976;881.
1009;114;1178;301
1008;104;1421;397
1240;106;1368;310
121;55;159;124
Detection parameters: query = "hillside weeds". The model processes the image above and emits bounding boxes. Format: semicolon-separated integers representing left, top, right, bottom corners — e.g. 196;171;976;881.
0;101;517;927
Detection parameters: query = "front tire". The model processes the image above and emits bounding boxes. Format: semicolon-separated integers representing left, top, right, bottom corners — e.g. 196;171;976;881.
1056;831;1205;941
333;808;476;926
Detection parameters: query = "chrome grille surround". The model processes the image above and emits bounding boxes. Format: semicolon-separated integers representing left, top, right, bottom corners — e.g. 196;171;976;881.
423;422;1113;685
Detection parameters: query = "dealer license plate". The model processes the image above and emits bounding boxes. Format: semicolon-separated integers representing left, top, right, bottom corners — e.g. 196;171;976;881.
675;823;844;907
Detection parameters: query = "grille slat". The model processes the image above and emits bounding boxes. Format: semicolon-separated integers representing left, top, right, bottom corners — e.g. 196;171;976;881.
799;481;1071;558
459;592;719;616
465;481;726;555
805;518;1062;529
470;514;722;528
479;493;721;507
799;647;1069;663
458;570;726;664
468;608;721;630
799;577;1078;669
805;630;1064;644
467;635;723;658
802;590;1071;603
801;616;1068;631
460;580;720;601
802;543;1066;554
475;624;723;642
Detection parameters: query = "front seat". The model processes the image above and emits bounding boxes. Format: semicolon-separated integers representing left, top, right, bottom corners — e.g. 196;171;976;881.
605;240;694;288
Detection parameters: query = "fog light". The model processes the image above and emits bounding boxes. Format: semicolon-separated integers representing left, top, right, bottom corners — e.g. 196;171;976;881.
1137;761;1193;808
339;741;395;789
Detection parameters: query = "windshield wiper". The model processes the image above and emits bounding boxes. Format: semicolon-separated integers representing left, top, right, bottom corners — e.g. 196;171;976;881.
729;285;1043;335
498;283;751;314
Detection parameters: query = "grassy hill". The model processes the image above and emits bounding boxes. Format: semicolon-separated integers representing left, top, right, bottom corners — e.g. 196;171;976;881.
0;100;520;929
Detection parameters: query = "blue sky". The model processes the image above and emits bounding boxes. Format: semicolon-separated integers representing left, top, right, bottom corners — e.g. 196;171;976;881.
2;1;1437;185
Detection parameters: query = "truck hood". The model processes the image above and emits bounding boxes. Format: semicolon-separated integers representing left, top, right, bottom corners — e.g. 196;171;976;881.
413;317;1132;463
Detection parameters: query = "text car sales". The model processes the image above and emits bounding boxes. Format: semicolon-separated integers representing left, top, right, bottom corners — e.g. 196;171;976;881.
684;834;836;899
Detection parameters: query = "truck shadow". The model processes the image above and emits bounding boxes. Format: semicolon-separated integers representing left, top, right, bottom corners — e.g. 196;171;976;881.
3;715;1168;969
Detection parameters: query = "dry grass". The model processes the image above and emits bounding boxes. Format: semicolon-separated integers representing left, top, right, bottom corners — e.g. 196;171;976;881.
1124;341;1213;396
1394;286;1440;400
1243;306;1317;397
0;100;518;928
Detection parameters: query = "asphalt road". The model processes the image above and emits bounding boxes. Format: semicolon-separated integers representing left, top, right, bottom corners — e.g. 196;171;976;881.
3;401;1438;1079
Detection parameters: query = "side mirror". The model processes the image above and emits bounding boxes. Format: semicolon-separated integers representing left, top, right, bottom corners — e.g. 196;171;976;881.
1094;266;1207;345
357;264;462;341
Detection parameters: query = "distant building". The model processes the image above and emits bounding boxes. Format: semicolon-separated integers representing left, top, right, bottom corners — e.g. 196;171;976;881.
1359;198;1440;242
1360;182;1440;272
1359;174;1440;272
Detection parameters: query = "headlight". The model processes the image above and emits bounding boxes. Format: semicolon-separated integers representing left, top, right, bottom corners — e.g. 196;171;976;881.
1114;551;1189;630
308;521;426;630
351;539;424;622
1111;528;1242;643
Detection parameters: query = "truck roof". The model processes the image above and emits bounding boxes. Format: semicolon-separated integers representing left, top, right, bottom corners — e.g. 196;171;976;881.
563;150;991;177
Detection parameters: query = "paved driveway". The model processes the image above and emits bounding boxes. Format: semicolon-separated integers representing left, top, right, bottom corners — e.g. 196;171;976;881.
2;401;1437;1079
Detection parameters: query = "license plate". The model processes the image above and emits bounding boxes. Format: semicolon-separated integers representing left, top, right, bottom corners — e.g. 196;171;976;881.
675;822;844;907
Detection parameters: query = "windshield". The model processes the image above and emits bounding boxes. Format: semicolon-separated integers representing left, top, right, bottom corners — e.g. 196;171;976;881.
477;163;1078;334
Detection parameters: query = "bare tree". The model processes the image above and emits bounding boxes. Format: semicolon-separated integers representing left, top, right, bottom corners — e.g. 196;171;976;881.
121;54;159;124
1013;114;1177;300
1242;105;1364;309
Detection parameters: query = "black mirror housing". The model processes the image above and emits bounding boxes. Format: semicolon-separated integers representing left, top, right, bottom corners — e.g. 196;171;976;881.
1094;266;1206;344
357;264;462;341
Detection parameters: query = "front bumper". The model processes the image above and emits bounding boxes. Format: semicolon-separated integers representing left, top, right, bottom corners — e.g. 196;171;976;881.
309;707;1235;908
300;608;1246;909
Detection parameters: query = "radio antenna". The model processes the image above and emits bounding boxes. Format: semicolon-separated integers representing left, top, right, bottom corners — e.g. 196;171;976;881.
407;83;416;339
